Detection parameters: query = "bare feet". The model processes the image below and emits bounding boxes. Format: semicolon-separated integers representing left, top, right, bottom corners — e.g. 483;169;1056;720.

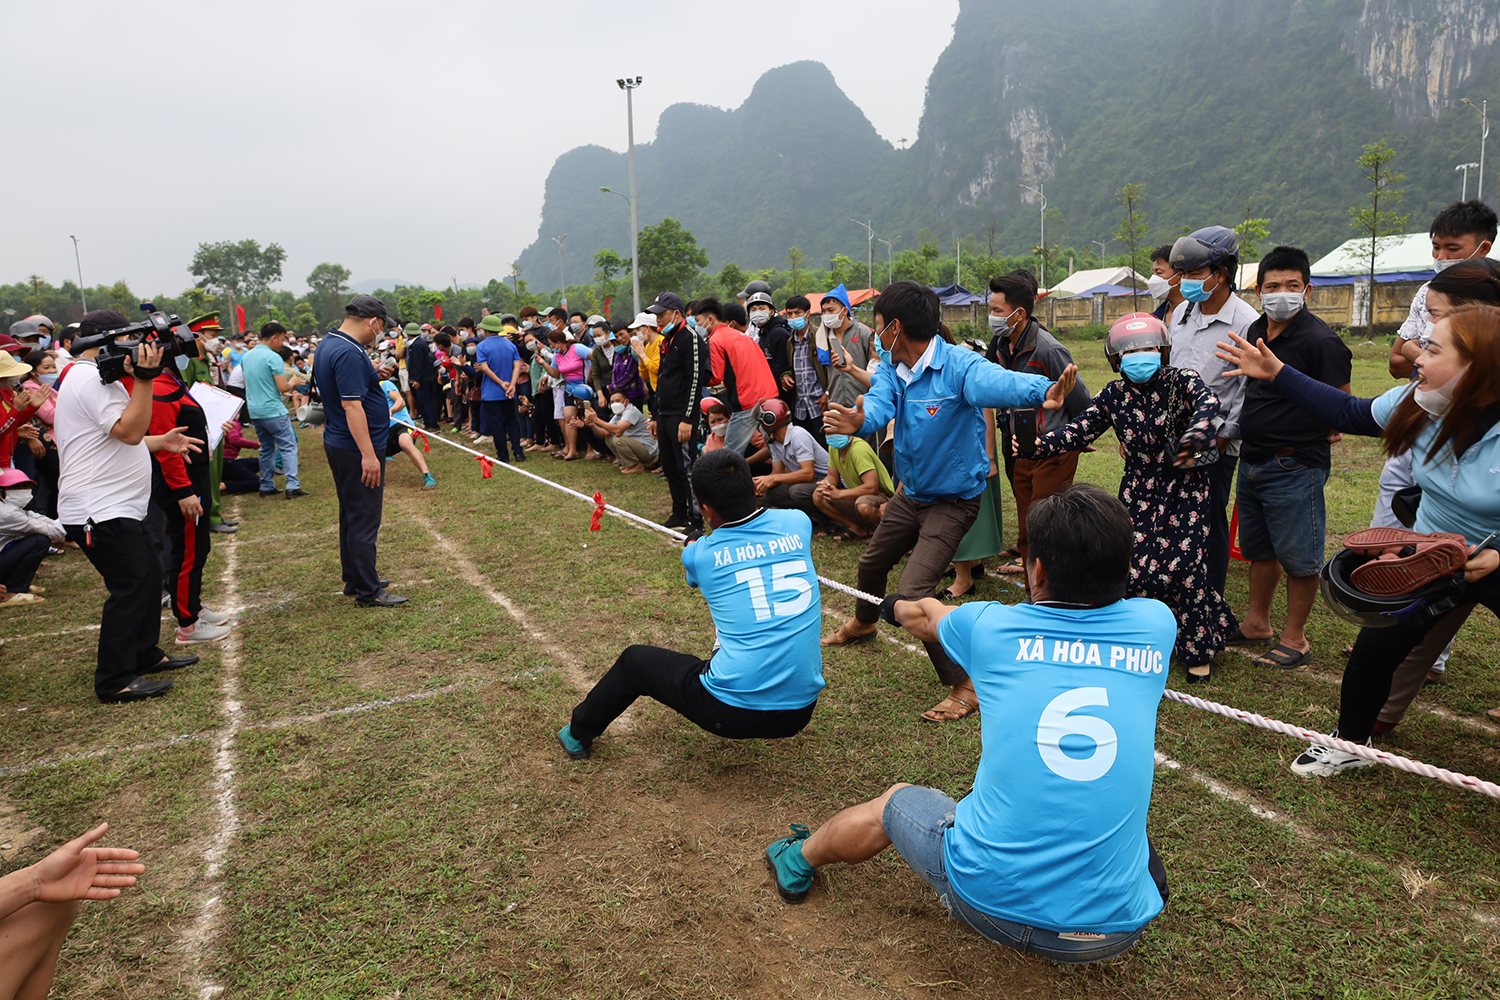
620;463;645;474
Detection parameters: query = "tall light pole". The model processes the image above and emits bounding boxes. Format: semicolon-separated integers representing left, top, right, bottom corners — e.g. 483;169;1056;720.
70;235;87;310
1457;162;1481;200
1461;98;1489;200
956;238;962;287
617;76;643;315
1020;183;1046;285
877;238;894;287
551;234;568;304
1091;238;1113;262
851;220;874;288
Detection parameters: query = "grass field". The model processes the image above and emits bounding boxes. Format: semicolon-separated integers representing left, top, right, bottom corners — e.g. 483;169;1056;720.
3;335;1499;999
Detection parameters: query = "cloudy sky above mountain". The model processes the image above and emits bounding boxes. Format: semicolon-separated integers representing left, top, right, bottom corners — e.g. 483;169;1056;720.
4;0;958;296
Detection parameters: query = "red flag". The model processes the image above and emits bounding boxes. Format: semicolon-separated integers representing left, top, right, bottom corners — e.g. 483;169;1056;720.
604;296;612;319
476;454;493;479
590;490;606;532
235;303;247;334
412;428;430;453
434;305;443;322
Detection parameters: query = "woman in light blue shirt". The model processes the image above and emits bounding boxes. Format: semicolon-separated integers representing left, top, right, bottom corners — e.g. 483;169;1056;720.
1218;302;1500;778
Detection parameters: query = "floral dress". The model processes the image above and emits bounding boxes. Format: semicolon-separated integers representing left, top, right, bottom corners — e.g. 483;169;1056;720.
1034;366;1233;668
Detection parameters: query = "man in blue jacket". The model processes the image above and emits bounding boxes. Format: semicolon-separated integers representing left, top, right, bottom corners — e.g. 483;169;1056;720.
822;281;1076;722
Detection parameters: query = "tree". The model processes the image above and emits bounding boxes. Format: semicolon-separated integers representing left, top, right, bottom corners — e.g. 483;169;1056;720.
190;239;287;334
24;274;46;315
593;249;629;302
1114;183;1150;308
984;220;1000;257
306;262;351;324
1234;217;1271;263
1031;244;1060;290
1345;140;1410;330
785;246;808;295
179;286;215;315
634;219;708;299
417;290;446;321
718;262;747;299
292;301;319;333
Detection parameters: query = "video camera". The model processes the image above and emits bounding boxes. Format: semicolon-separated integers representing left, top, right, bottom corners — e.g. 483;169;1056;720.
73;310;199;384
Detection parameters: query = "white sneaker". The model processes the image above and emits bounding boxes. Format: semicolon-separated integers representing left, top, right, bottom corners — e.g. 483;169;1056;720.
177;621;232;643
473;435;494;446
198;607;232;625
1290;733;1375;778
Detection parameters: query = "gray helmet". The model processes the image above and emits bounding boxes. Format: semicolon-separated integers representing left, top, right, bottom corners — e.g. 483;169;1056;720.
1169;226;1240;284
745;291;774;309
741;279;772;299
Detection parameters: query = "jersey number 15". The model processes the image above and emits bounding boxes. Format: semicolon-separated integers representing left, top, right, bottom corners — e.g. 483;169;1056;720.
735;560;813;621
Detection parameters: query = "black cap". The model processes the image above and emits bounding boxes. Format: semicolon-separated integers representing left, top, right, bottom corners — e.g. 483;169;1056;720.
80;308;130;333
646;292;684;315
345;294;388;319
722;302;747;326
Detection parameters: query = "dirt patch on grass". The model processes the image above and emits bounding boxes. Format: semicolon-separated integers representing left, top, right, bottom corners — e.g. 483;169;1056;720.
0;794;46;864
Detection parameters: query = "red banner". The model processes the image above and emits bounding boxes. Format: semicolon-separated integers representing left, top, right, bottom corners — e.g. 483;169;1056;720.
476;454;493;479
604;296;612;319
411;428;430;453
435;305;443;322
235;303;246;335
590;491;606;532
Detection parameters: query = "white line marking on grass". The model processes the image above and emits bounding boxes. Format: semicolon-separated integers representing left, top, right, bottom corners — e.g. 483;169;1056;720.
1154;752;1313;837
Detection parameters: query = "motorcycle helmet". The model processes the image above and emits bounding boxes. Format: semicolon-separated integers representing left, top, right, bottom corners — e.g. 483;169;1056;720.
1319;548;1466;629
1104;313;1171;372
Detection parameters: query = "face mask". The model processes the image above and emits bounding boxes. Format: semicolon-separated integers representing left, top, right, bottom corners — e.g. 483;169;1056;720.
3;489;32;508
825;434;851;449
1147;274;1175;301
614;343;629;355
1180;275;1218;303
709;422;727;437
1261;291;1304;322
0;377;19;391
749;310;770;327
594;336;608;348
466;345;477;356
39;372;58;387
571;321;584;335
873;322;896;366
822;311;842;328
1120;351;1162;383
788;317;807;331
174;354;190;370
1414;363;1469;416
686;317;700;332
525;339;537;351
522;320;535;330
661;321;678;335
988;307;1021;336
1433;247;1482;272
610;401;626;415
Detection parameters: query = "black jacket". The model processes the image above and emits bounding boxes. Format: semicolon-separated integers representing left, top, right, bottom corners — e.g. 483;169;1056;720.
758;315;792;397
654;322;709;418
406;337;435;380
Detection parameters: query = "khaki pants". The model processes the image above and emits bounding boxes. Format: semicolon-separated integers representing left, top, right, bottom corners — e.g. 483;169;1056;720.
1012;452;1080;594
606;434;657;467
1377;602;1475;726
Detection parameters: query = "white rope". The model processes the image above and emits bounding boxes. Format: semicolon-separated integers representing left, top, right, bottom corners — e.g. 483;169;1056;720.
403;421;1500;799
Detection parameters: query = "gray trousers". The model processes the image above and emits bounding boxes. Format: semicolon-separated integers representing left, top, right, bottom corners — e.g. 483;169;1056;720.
606;434;658;467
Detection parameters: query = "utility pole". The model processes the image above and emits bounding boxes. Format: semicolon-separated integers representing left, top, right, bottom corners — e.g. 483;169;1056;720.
1461;98;1489;201
852;220;874;289
956;238;962;287
1020;183;1046;286
70;235;87;311
618;77;643;315
877;238;894;287
1091;238;1113;262
1457;161;1481;201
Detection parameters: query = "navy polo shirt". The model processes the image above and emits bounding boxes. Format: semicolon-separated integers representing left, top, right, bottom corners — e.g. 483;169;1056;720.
313;331;389;453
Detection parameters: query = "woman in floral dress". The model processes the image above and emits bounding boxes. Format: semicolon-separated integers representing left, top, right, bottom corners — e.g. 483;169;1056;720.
1032;313;1233;682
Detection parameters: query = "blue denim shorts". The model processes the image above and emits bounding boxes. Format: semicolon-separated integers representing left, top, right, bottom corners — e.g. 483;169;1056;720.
1235;456;1330;577
882;785;1152;964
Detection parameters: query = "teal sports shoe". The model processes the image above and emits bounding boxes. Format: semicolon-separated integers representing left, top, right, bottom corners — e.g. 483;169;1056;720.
557;725;591;760
422;473;437;488
764;824;814;903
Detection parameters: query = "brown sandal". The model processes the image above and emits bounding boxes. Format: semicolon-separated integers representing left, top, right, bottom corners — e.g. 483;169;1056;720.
821;621;877;647
921;691;979;723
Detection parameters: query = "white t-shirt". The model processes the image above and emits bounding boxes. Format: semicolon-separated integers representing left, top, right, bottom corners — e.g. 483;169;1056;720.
769;424;830;479
54;360;153;524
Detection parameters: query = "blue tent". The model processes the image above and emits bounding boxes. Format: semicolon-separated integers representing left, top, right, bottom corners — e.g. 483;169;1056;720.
930;283;986;306
1066;283;1146;299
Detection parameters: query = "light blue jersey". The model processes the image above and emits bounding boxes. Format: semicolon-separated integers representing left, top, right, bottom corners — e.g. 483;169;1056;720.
937;598;1176;934
682;508;825;711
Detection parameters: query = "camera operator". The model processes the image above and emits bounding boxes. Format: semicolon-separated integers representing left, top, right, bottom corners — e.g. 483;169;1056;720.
53;310;204;703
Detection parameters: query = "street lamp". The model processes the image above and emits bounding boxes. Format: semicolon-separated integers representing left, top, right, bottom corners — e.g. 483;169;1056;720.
1091;238;1113;261
1456;162;1481;200
551;234;568;304
616;76;644;315
851;220;874;289
877;238;895;287
1020;183;1046;285
69;235;85;310
1460;98;1489;201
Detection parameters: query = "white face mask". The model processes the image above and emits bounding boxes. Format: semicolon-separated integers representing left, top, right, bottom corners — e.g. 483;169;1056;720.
822;310;842;328
748;309;770;327
709;422;727;437
610;401;626;415
1433;248;1482;272
3;489;32;508
1146;274;1174;301
571;321;584;335
1261;291;1305;322
987;307;1021;336
1413;363;1469;416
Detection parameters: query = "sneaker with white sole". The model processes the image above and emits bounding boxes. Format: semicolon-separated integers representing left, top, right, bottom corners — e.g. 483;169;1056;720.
1290;732;1375;778
176;621;232;643
473;435;494;447
198;607;232;626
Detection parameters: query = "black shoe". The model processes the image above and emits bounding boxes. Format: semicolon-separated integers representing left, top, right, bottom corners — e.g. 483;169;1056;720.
662;515;692;529
1186;667;1211;684
681;525;705;542
343;579;390;596
285;488;311;499
142;654;200;675
259;489;278;499
98;677;173;703
510;453;525;463
356;592;409;607
209;522;238;534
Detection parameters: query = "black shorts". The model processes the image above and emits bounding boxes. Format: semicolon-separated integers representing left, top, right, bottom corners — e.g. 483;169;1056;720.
386;430;406;457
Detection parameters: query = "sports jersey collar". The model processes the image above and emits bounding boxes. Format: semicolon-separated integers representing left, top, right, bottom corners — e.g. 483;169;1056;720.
896;336;941;384
716;507;768;531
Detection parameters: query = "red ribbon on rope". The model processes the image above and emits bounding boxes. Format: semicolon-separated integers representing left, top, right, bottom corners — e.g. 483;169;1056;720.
590;490;606;531
412;427;431;453
476;454;493;479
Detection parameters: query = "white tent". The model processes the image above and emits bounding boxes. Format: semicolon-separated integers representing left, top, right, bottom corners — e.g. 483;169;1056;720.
1045;265;1150;297
1310;232;1500;277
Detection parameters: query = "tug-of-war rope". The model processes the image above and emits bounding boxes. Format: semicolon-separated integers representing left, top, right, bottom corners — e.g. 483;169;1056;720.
398;420;1500;800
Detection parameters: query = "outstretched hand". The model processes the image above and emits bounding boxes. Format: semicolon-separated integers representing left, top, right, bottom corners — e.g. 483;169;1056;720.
823;398;864;436
1041;364;1078;411
29;822;144;903
1216;331;1284;381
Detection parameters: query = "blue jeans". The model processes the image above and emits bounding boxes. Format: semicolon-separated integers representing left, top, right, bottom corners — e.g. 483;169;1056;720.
1236;456;1329;577
252;413;301;491
882;786;1163;964
724;408;759;457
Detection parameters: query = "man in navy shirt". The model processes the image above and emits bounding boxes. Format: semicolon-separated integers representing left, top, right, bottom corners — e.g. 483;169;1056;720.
765;484;1173;964
557;449;825;760
473;314;526;462
312;296;407;607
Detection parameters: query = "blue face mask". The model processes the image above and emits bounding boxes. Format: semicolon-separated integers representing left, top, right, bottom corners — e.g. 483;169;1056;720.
660;321;677;335
873;322;895;366
788;316;807;332
1179;276;1217;303
825;434;851;449
613;343;628;355
1119;351;1162;383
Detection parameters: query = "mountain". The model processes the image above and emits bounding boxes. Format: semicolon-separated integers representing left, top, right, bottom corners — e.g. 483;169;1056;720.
517;0;1500;286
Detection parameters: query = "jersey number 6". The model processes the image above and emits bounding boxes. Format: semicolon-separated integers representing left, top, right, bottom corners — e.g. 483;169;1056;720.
735;560;813;621
1036;687;1118;782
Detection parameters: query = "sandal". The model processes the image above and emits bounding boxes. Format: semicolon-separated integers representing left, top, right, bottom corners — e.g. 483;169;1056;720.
1225;627;1275;647
921;690;979;723
996;557;1026;575
821;621;877;647
1485;706;1500;722
1254;643;1313;669
0;592;44;608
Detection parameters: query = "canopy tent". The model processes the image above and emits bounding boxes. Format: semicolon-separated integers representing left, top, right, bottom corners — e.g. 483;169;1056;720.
1045;266;1150;298
930;283;986;305
1309;232;1500;285
1066;283;1148;299
809;287;880;310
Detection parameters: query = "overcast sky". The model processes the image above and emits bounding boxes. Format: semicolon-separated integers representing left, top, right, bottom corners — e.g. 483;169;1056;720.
4;0;958;298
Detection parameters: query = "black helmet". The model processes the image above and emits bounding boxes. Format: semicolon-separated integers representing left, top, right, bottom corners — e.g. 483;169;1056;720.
1319;548;1466;629
741;279;772;299
1104;312;1172;372
1169;226;1240;285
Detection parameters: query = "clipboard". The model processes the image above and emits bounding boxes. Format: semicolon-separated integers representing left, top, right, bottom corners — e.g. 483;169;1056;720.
188;382;245;452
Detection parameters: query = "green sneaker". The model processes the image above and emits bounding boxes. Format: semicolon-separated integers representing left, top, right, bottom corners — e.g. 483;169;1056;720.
764;824;814;903
557;725;591;760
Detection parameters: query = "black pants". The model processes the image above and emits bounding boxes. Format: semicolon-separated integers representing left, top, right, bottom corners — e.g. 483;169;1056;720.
158;468;211;628
64;517;166;698
0;534;49;592
324;442;385;599
411;378;440;429
530;392;556;448
1205;455;1238;603
480;400;524;461
570;644;817;745
222;457;261;494
657;413;699;524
